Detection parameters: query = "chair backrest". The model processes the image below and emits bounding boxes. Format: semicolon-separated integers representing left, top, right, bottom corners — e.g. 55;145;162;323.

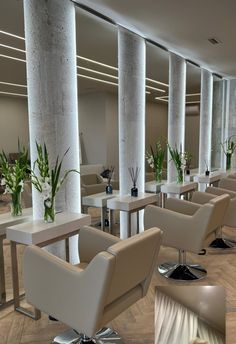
81;173;103;186
205;186;236;200
105;228;162;305
204;194;230;234
219;177;236;191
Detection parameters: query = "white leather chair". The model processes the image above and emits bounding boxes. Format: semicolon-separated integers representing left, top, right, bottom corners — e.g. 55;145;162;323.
144;194;230;281
219;177;236;192
195;186;236;249
23;226;162;344
81;173;106;196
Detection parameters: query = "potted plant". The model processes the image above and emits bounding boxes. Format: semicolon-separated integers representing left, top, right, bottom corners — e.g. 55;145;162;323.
0;143;29;216
30;142;79;222
184;151;193;175
146;141;165;182
168;143;184;183
221;135;236;170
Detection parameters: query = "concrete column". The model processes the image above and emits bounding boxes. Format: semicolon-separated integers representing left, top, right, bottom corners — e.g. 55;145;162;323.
199;69;213;174
118;27;145;238
224;79;236;169
168;53;186;183
24;0;80;262
211;79;224;169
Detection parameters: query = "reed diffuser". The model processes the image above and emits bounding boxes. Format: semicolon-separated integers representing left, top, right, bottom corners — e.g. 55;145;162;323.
128;167;140;197
106;166;115;194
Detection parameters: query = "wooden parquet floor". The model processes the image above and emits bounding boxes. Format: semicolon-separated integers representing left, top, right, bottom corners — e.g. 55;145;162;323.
0;200;236;343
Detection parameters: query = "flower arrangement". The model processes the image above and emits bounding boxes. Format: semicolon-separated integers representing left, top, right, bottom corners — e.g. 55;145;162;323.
30;142;79;222
146;141;165;182
184;151;192;174
0;143;29;216
221;135;236;170
168;143;185;183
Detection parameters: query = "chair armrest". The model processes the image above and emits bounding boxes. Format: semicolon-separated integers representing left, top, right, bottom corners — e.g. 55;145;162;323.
165;197;201;215
191;191;216;205
144;205;210;253
79;226;120;263
24;245;115;337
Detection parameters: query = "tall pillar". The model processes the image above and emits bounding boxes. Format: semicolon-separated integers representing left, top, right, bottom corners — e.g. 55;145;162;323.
24;0;81;262
211;79;224;169
199;69;213;174
225;79;236;169
168;53;186;183
118;27;145;238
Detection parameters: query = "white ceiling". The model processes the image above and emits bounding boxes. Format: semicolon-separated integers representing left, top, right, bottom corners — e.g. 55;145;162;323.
75;0;236;78
0;0;203;102
157;286;225;333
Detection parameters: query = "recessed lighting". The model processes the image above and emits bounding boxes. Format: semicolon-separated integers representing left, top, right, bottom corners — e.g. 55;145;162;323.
0;81;27;88
0;54;26;63
78;66;118;80
0;30;25;41
208;37;222;45
0;91;27;97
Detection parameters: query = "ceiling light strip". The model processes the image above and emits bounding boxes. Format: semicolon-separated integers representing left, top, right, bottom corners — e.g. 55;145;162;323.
186;101;201;104
78;66;118;80
77;73;118;86
0;30;25;41
0;54;26;63
0;43;25;54
146;77;169;87
0;81;27;88
77;55;118;71
0;91;27;97
146;85;166;93
155;98;168;102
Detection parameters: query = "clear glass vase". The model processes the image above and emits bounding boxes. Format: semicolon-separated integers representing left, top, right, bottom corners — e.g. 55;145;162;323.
11;192;22;216
44;198;55;223
155;168;162;182
176;169;183;183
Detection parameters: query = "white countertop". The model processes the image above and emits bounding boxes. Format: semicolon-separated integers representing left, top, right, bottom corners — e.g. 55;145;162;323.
6;212;91;245
82;190;119;207
145;180;166;193
161;181;198;194
194;172;222;183
0;208;32;236
107;192;158;211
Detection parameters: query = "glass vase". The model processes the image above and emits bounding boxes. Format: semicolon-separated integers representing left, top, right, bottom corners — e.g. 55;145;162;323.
11;192;22;216
226;153;232;170
176;169;183;183
44;198;55;223
155;168;162;182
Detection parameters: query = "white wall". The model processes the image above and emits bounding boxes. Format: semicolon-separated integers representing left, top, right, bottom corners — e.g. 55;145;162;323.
0;95;29;154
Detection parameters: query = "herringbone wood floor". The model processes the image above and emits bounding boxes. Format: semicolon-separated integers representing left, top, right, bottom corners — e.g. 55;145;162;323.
0;202;236;343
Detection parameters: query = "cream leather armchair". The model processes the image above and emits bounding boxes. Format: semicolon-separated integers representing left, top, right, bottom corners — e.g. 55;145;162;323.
23;226;162;344
144;194;229;281
196;186;236;249
81;173;106;196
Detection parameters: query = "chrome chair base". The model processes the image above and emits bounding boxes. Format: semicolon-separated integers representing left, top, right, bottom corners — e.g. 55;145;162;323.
53;327;122;344
209;237;236;249
158;262;207;281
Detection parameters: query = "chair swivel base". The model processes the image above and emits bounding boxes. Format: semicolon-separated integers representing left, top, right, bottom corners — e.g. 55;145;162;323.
53;327;122;344
158;262;207;281
209;237;236;249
